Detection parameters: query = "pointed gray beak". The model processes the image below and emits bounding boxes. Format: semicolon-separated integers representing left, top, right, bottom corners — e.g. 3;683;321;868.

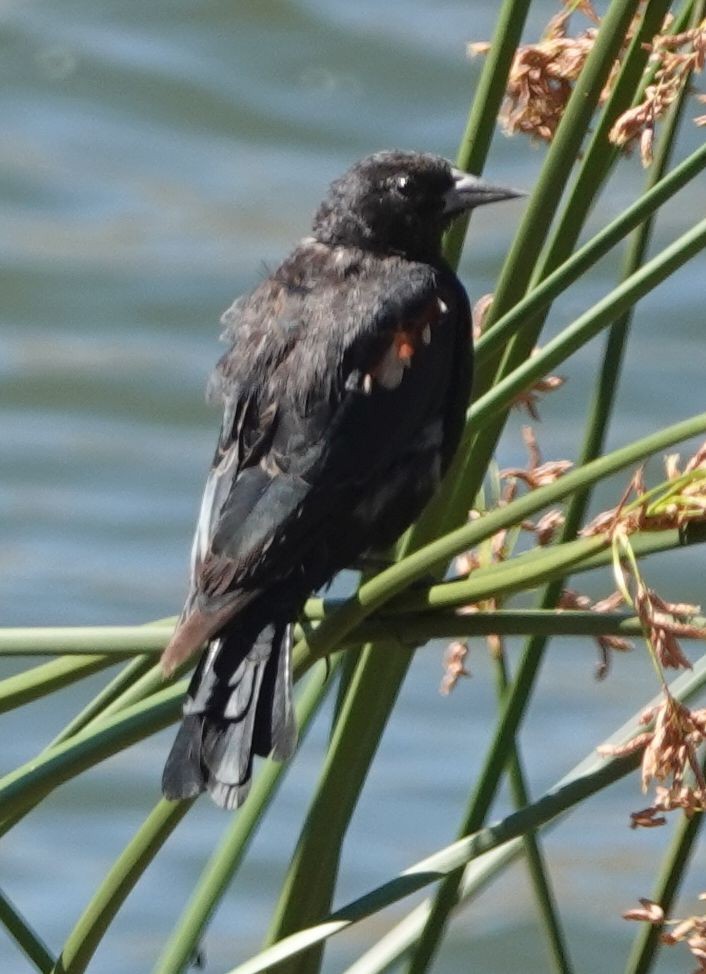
443;167;526;215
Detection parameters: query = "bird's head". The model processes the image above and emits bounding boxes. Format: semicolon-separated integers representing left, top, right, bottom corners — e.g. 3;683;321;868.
312;150;523;261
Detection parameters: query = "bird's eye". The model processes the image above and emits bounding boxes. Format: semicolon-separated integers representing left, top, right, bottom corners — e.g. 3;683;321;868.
396;174;413;196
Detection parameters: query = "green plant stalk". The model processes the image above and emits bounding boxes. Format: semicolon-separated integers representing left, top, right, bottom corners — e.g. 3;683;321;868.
152;658;339;974
473;0;645;395
624;793;705;974
335;609;706;646
0;887;55;974
474;140;706;369
7;608;706;672
52;662;335;974
224;653;706;974
228;754;639;974
410;103;698;973
0;655;125;714
0;520;700;667
449;0;678;533
469;217;706;432
0;526;702;663
395;533;609;611
86;663;172;725
79;641;202;733
493;653;574;974
264;640;410;973
0;625;174;840
538;38;698;633
0;526;700;742
48;654;156;746
388;529;706;616
507;765;573;974
390;525;706;616
292;410;706;669
303;524;706;623
340;652;706;974
4;605;706;681
557;81;690;529
0;626;173;656
443;0;533;269
0;681;185;824
262;2;532;965
523;0;677;295
50;798;193;974
475;0;674;402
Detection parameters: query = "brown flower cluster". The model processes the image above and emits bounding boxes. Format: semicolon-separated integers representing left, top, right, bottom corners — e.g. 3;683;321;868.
513;370;566;421
468;3;706;163
631;579;701;671
469;7;604;142
610;21;706;165
697;92;706;125
502;425;573;492
444;427;572;682
453;538;505;668
559;588;633;678
601;693;706;827
584;443;706;825
625;894;706;971
472;293;494;340
582;442;706;539
455;426;572;576
440;641;471;695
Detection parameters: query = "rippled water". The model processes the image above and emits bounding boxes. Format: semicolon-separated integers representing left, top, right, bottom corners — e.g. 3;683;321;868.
1;2;705;972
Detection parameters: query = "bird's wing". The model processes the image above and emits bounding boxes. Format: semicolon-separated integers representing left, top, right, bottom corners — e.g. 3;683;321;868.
163;253;470;670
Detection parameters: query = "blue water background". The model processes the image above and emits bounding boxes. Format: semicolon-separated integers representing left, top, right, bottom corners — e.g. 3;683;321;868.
1;2;705;971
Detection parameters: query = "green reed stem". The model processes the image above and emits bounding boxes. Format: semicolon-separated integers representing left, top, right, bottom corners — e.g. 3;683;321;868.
493;654;574;974
50;799;193;974
0;887;55;973
153;659;338;974
222;655;706;974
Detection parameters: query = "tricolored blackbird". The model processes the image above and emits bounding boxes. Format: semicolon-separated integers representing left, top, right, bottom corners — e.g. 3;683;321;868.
161;150;521;808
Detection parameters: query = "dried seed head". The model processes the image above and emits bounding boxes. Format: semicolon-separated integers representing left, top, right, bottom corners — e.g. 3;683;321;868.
440;641;471;695
512;350;566;419
501;426;573;489
628;894;706;971
471;293;494;339
559;588;633;677
470;9;706;158
609;20;706;163
603;693;706;827
623;898;665;924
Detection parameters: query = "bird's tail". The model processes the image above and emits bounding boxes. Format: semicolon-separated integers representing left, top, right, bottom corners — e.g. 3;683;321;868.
161;611;297;809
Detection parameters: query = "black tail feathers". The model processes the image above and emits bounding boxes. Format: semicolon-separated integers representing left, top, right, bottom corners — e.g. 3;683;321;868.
162;615;297;810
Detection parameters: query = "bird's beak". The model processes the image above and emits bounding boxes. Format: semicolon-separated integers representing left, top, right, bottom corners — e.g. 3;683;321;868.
443;167;526;215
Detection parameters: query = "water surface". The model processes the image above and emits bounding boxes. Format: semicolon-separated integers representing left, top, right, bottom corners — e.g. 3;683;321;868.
1;2;705;971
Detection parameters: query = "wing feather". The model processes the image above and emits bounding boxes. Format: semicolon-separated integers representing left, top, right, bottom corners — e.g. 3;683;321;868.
164;246;471;669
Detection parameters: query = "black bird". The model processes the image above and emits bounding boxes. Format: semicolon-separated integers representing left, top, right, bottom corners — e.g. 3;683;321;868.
161;150;522;808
